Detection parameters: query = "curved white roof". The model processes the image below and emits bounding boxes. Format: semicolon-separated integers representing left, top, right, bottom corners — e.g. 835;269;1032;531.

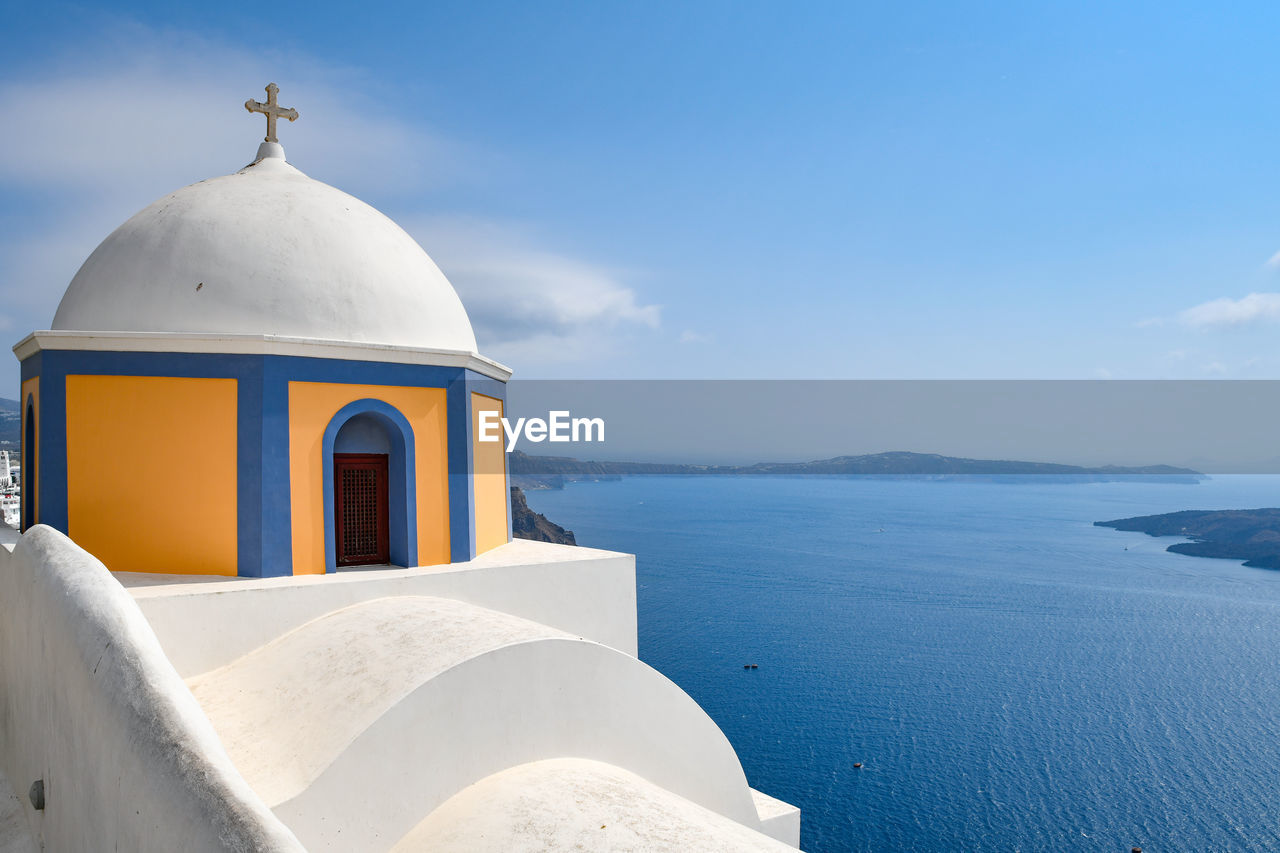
52;144;479;354
396;758;797;851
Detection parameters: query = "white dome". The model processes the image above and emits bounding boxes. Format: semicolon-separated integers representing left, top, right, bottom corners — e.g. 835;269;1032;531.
52;145;479;354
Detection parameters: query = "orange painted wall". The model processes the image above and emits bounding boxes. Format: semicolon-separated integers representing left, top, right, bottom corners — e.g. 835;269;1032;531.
20;377;38;527
64;375;238;575
471;392;510;555
288;382;449;575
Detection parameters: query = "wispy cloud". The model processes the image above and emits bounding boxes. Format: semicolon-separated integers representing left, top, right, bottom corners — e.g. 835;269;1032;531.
0;30;458;198
405;217;660;365
0;24;654;382
1176;292;1280;329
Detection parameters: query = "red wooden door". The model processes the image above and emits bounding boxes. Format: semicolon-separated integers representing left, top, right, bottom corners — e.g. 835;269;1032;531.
334;453;389;566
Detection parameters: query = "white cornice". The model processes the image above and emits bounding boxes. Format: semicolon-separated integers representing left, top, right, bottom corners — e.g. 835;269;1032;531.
12;331;512;382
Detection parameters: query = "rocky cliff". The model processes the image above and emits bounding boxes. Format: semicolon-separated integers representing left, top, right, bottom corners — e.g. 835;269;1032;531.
511;486;576;546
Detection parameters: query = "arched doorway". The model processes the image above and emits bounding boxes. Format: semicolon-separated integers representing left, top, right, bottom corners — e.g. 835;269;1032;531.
322;401;417;571
334;414;391;566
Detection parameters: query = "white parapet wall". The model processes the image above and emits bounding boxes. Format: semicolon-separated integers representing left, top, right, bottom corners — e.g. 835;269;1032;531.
124;539;638;678
0;526;304;852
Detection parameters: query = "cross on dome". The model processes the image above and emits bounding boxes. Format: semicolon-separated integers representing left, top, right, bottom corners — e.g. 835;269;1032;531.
244;83;299;144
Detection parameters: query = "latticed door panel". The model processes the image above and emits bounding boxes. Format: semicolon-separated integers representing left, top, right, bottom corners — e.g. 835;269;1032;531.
334;454;389;566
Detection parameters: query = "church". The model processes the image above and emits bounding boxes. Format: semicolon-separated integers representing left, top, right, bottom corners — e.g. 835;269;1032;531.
15;82;510;579
0;86;801;851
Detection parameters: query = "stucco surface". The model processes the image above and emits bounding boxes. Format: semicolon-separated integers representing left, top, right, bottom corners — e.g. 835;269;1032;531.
52;151;478;354
127;538;638;674
0;768;37;853
187;594;763;850
187;596;569;805
390;758;797;852
0;526;303;852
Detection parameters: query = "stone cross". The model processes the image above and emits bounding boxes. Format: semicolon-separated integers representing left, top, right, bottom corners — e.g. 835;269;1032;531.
245;83;299;144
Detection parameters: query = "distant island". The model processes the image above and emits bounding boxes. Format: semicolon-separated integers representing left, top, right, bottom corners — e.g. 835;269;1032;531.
511;450;1205;490
1096;509;1280;569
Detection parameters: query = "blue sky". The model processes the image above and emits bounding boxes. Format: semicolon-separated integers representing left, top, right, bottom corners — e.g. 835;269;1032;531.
4;1;1280;389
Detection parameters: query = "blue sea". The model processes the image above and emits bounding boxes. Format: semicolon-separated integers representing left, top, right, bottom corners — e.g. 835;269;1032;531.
524;476;1280;853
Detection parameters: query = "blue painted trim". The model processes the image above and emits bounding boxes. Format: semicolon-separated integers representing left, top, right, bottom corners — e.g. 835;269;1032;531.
446;375;475;562
235;361;264;577
321;399;417;573
19;351;42;385
19;353;42;533
268;356;461;388
466;374;508;401
260;358;293;576
38;367;66;533
33;350;464;385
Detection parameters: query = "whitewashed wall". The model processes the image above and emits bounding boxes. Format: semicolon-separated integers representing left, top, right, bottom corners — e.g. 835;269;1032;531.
269;636;765;850
129;539;638;677
0;526;303;852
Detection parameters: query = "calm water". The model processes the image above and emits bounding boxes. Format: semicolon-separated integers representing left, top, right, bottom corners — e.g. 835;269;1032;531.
525;476;1280;852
